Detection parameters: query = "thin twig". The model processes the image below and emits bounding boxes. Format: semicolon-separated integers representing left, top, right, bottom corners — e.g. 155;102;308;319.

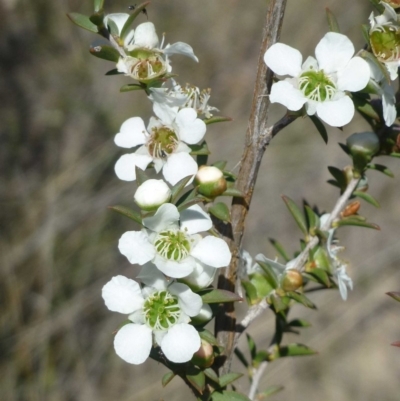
215;0;289;375
248;361;269;400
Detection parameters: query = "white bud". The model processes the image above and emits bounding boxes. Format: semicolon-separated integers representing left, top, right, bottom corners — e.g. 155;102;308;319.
134;179;171;211
195;166;227;198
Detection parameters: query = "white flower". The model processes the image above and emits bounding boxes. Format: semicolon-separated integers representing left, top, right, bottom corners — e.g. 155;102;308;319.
102;270;202;364
369;3;400;80
114;106;206;185
366;58;397;126
118;203;232;278
264;32;370;127
134;179;171;211
103;13;135;47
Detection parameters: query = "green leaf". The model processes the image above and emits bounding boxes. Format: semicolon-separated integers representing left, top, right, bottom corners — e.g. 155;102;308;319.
352;93;381;121
67;12;98;33
387;291;400;302
120;2;151;40
198;328;219;346
367;163;394;177
246;334;257;360
277;343;317;358
353;191;380;208
255;261;279;289
199;289;242;304
390;152;400;158
170;176;192;203
241;280;260;305
108;205;142;224
221;187;245;198
189;141;210;156
269;239;290;262
177;196;206;212
335;217;380;230
120;84;145;92
176;187;197;207
209;202;231;222
288;318;312;328
162;371;175;387
105;68;122;75
186;369;205;394
89;44;120;62
89;11;104;27
212;160;227;170
304;205;319;232
270;293;287;313
204;116;233;125
211;390;251;401
282;195;308;236
94;0;105;12
258;386;284;399
328;166;347;189
219;373;243;388
234;348;249;368
135;166;149;186
368;0;385;13
326;8;340;33
286;291;316;309
304;268;331;287
204;368;220;384
361;24;371;46
309;115;328;144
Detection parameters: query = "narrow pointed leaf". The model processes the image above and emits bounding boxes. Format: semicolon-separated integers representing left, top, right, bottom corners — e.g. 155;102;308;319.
198;328;218;346
326;8;340;33
282;196;308;236
90;44;120;62
170;176;192;203
390;152;400;158
258;386;284;399
270;293;287;313
105;68;122;75
304;268;331;287
336;217;380;230
367;163;394;177
234;348;249;368
67;13;98;33
120;2;151;40
246;334;257;360
135;166;149;186
352;94;381;121
204;116;233;125
361;24;371;46
209;202;231;222
221;187;244;198
94;0;105;12
176;187;197;207
387;291;400;302
219;373;243;388
177;196;206;212
255;261;279;289
189;141;210;155
353;191;380;208
211;391;251;401
310;115;328;144
204;368;220;384
269;239;290;262
304;205;319;232
186;369;205;394
120;84;145;92
368;0;385;13
199;289;242;304
286;292;316;309
338;142;350;155
89;11;104;27
278;343;317;358
108;205;142;224
328;166;347;189
162;371;175;387
212;160;227;170
327;179;341;189
288;318;312;328
241;280;260;305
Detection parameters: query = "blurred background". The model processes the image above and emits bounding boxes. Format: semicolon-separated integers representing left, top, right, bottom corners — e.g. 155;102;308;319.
1;0;399;400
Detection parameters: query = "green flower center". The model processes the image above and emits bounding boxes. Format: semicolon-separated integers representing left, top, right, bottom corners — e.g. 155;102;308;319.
298;70;336;102
130;54;166;81
370;25;400;62
148;127;178;159
154;229;191;261
143;290;181;330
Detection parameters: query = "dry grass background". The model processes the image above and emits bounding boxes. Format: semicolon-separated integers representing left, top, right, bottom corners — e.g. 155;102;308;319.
1;0;399;400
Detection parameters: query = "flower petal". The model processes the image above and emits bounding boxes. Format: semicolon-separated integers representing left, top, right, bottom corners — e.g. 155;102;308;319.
180;204;212;235
269;81;307;111
382;82;397;126
118;230;155;265
315;32;354;73
114;153;152;181
163;153;198;185
161;324;201;363
152;101;179;125
264;43;303;77
169;282;202;316
114;117;147;148
153;254;196;278
175;108;206;144
316;95;354;127
102;275;144;314
143;203;180;233
104;13;129;34
163;42;199;62
133;22;159;48
337;57;370;92
191;236;231;268
137;263;168;290
114;324;152;365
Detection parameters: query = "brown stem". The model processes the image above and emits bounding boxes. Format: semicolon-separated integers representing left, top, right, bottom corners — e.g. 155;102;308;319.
214;0;289;374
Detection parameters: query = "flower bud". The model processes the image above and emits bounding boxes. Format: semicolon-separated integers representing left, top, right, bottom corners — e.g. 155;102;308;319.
281;269;303;292
195;166;227;198
191;304;213;326
341;201;361;217
134;179;171;211
382;0;400;8
191;339;214;368
346;132;380;174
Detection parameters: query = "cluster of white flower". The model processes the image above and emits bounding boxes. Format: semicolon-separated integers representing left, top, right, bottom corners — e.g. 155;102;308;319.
101;14;231;365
